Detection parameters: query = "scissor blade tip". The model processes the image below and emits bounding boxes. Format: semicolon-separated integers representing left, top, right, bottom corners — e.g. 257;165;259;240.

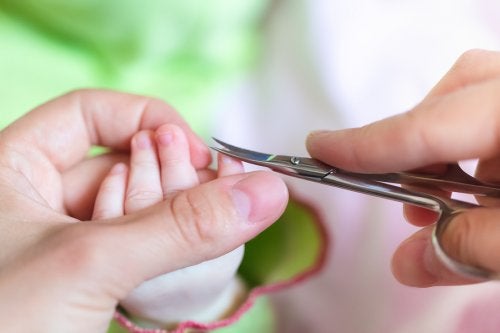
210;138;275;163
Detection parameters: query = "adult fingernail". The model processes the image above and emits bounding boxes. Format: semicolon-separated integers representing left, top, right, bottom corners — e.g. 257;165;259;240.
231;172;288;224
308;130;331;137
306;130;342;153
306;130;331;143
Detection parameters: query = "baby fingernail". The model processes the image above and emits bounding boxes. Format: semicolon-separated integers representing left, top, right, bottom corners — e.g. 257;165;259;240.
157;131;174;146
110;163;127;175
135;131;152;149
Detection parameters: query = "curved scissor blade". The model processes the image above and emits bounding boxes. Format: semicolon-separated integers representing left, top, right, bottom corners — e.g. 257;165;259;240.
211;138;276;165
211;138;333;178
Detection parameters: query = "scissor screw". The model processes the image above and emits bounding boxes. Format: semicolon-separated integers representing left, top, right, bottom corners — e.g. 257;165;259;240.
290;157;300;165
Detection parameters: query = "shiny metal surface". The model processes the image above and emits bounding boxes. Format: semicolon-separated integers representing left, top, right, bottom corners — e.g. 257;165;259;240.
212;138;500;280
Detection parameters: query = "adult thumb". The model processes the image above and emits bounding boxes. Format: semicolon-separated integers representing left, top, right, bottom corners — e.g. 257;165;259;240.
107;171;288;291
440;207;500;279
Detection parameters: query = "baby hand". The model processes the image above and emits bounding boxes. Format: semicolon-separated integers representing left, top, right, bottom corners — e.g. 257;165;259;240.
92;124;245;328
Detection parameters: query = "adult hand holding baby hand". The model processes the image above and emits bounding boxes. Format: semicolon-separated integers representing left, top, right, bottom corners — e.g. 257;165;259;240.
0;89;288;332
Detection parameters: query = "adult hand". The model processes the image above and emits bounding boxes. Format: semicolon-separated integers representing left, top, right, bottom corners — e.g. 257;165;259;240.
0;89;288;332
306;49;500;287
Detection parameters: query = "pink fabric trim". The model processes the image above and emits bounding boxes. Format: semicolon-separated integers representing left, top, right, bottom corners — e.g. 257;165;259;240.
114;194;330;333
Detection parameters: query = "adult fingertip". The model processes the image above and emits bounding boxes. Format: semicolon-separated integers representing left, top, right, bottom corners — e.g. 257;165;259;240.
392;233;440;287
307;129;332;140
306;130;335;155
231;171;288;225
392;227;475;287
306;128;368;171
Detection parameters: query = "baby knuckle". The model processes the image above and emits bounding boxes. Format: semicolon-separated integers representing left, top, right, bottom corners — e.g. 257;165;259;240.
126;188;162;204
92;207;113;220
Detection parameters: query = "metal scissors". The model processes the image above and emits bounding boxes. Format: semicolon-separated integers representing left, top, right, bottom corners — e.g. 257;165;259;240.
211;138;500;280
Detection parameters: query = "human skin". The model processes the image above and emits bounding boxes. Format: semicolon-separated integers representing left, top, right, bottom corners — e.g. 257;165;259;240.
0;89;288;332
306;49;500;287
93;124;247;327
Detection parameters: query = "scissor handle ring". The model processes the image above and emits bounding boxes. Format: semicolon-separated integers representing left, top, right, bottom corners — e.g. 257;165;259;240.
432;209;494;280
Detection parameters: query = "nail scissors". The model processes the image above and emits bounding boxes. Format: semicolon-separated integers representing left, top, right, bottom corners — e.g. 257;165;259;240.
212;138;500;280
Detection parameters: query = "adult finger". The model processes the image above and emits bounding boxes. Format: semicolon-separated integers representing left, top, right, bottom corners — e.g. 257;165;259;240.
306;78;500;173
474;156;500;207
392;208;500;286
391;226;475;287
402;189;441;227
1;89;211;174
60;171;288;294
440;208;500;279
426;49;500;98
401;165;449;226
2;171;287;331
